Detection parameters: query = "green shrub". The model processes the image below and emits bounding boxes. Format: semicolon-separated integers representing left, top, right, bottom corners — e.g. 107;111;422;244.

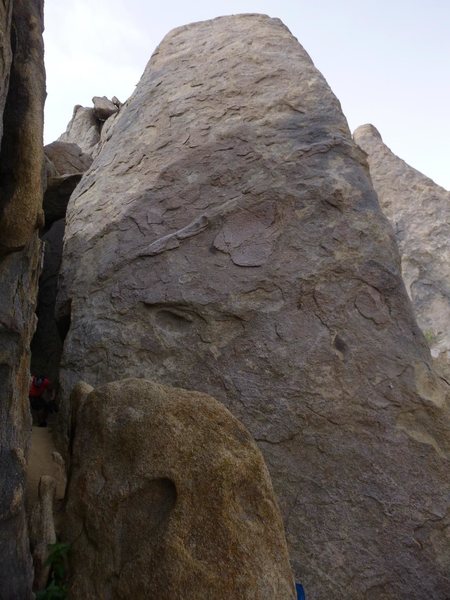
36;542;70;600
424;329;438;345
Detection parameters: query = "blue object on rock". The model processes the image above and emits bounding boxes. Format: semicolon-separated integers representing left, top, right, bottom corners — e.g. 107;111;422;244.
296;582;305;599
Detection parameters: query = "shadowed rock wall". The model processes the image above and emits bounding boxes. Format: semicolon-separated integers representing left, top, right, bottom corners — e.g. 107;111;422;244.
30;219;65;383
0;0;45;596
30;142;92;383
0;0;45;252
0;0;13;142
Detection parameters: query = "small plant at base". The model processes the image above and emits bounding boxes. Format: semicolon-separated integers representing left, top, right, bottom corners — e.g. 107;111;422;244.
36;542;70;600
424;329;438;346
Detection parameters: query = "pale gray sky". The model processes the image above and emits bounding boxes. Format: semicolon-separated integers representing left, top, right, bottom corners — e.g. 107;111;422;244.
44;0;450;189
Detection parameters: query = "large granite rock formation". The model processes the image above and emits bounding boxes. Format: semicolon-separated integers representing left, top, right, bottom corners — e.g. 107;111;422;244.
0;0;45;596
63;378;295;599
58;15;450;599
354;124;450;360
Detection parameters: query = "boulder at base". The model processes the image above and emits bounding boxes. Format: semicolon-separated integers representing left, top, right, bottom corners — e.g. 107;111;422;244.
58;14;450;599
63;378;296;600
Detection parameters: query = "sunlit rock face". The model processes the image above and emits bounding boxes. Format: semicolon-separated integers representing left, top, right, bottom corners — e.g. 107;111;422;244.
63;378;296;599
354;124;450;361
0;0;45;596
57;96;122;157
59;14;450;599
57;105;100;156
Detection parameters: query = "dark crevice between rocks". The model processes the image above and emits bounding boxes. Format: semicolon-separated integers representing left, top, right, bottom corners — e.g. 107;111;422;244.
29;99;121;409
27;145;86;593
0;31;21;249
29;142;91;426
30;222;66;376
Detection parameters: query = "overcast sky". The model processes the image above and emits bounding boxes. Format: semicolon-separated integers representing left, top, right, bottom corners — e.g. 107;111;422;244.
44;0;450;190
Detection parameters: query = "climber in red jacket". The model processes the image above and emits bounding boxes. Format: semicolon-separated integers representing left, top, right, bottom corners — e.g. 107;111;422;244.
29;375;51;426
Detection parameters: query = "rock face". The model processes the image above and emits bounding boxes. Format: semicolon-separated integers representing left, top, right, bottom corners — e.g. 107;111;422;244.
59;15;450;598
29;475;57;592
63;378;295;599
58;97;122;156
0;238;42;597
92;95;119;121
354;124;450;360
0;0;45;597
0;1;13;144
0;0;45;252
26;428;66;592
43;142;92;225
44;141;92;177
58;105;101;155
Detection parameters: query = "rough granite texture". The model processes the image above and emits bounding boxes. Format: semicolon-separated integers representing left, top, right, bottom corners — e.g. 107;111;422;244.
0;0;45;252
44;141;92;177
0;236;42;598
63;378;295;599
0;0;13;143
58;15;450;599
29;475;57;592
42;142;91;225
92;95;119;121
91;109;121;160
354;124;450;360
58;105;101;156
0;0;45;596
